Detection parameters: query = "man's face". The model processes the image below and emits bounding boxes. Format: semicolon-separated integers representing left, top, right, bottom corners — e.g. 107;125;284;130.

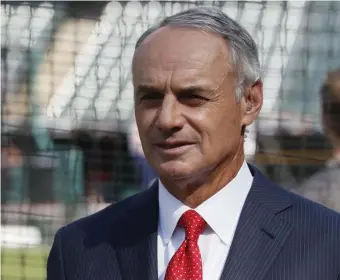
133;27;256;181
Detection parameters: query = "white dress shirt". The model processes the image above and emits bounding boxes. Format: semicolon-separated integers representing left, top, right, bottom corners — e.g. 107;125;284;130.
157;161;253;280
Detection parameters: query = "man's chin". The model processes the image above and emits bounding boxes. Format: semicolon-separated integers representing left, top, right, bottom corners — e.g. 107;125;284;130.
157;161;194;180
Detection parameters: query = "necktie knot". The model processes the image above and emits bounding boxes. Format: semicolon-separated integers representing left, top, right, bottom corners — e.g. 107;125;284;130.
178;210;206;242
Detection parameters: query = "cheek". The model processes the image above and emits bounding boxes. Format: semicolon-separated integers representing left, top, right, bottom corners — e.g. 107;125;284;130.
135;109;155;136
200;110;240;148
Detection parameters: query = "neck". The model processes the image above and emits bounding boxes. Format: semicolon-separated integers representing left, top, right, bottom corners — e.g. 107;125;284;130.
161;142;245;208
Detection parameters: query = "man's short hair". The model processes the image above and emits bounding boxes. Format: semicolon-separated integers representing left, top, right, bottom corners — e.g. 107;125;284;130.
134;6;261;101
321;69;340;143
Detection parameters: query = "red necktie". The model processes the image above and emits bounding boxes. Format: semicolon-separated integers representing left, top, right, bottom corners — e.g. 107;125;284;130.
165;210;207;280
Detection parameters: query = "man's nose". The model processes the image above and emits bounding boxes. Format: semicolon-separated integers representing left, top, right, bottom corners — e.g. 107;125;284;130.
155;94;185;132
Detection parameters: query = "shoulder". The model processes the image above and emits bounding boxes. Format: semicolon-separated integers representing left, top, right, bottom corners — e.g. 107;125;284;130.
250;164;340;233
57;185;158;241
289;188;340;219
282;185;340;238
258;177;340;262
286;191;340;265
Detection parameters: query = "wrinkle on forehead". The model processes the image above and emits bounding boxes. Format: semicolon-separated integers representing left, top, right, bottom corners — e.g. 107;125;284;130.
133;26;230;67
132;26;234;92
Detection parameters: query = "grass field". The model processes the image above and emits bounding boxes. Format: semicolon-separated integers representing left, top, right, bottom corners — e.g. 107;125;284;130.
1;247;50;280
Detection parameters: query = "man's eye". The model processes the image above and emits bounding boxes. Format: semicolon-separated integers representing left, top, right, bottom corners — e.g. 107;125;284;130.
182;94;205;100
180;94;208;105
140;93;163;101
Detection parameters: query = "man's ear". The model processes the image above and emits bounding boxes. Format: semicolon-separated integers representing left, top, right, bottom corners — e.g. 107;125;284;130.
241;80;263;126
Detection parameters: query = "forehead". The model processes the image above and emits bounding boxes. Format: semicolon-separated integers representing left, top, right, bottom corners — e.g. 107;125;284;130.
132;27;231;86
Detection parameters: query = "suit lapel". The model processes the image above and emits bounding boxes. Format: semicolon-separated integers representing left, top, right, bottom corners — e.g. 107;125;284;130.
220;166;293;280
115;183;159;280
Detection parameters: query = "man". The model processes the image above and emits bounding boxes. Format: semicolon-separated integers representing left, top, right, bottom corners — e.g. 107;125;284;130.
47;7;340;280
296;69;340;212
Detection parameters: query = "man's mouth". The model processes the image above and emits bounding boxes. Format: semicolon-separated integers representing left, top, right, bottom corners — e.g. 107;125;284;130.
153;141;195;155
155;141;193;148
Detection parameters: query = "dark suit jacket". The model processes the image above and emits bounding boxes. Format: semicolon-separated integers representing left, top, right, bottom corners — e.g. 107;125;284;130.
47;165;340;280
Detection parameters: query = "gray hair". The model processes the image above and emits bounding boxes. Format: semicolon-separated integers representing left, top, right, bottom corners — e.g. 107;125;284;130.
135;6;261;100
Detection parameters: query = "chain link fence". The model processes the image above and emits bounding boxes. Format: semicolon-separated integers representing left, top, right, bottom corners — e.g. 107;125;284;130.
1;1;340;279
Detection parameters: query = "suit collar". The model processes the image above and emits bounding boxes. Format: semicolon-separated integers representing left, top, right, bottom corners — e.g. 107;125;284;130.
247;164;293;214
220;164;293;280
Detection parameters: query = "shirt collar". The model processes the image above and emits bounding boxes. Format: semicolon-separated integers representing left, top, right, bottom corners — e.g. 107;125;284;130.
158;182;191;245
158;160;253;245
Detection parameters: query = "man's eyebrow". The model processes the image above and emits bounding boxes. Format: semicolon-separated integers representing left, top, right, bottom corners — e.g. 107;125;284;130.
135;84;211;94
177;85;209;95
135;85;162;94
